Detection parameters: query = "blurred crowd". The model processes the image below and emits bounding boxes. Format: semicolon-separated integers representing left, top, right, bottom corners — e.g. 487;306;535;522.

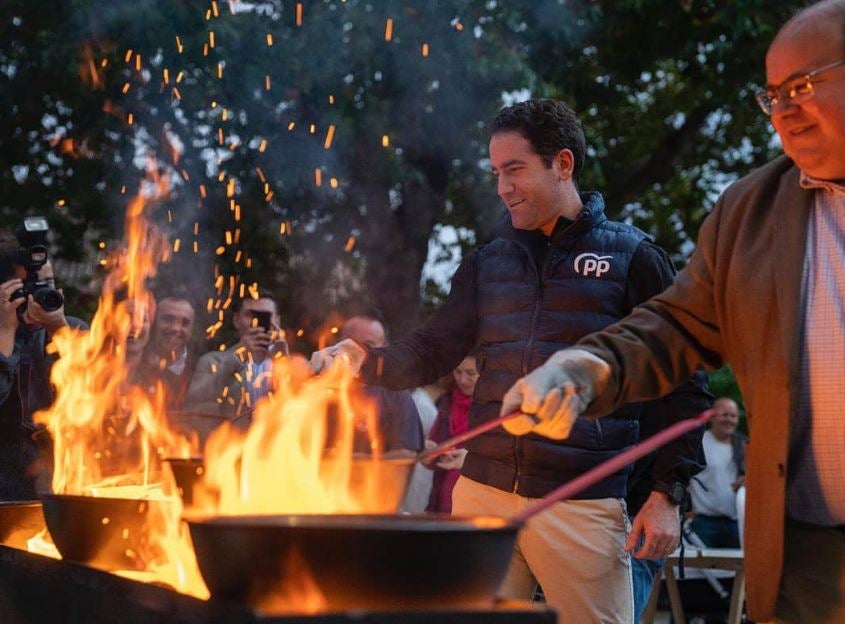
0;231;479;513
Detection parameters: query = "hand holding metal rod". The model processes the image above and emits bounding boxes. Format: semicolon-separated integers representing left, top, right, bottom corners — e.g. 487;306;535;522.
417;386;587;464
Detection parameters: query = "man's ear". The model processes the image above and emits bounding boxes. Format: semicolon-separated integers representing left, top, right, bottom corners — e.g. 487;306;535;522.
555;149;575;181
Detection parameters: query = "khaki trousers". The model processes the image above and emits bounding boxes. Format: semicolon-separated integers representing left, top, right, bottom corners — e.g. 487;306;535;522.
452;476;633;624
772;520;845;623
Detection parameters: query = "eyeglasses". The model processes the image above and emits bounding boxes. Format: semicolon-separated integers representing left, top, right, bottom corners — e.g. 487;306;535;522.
755;58;845;115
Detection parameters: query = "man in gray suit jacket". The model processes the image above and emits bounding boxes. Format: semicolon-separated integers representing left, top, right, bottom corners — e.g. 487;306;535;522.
185;294;286;420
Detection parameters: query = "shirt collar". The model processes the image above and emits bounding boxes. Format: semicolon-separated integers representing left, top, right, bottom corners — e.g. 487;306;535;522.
166;348;188;375
800;171;845;196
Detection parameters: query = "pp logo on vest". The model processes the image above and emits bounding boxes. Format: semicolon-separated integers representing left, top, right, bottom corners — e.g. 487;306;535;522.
573;253;613;277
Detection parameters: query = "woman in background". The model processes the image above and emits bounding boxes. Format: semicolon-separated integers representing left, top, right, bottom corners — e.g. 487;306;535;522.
426;353;479;513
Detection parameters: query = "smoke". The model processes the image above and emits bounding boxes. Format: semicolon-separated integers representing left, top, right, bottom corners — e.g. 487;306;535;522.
15;0;561;348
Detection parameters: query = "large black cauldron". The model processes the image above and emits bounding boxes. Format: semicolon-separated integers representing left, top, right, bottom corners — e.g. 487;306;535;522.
186;513;518;612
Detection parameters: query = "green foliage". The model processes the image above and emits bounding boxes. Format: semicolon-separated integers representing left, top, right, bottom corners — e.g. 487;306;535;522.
1;0;540;342
708;364;743;406
709;363;748;433
512;0;803;263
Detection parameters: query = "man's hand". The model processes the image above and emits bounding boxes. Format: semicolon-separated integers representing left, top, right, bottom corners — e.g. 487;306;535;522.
268;324;289;356
310;338;367;374
500;348;610;439
626;490;681;560
0;279;24;333
239;326;272;359
22;293;68;333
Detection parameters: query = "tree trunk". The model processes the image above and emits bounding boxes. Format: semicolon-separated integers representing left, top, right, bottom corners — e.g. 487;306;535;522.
355;179;442;338
348;144;447;338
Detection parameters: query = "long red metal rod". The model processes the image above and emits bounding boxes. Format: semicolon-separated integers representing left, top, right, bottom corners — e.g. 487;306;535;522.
418;387;587;464
416;410;531;464
513;408;714;524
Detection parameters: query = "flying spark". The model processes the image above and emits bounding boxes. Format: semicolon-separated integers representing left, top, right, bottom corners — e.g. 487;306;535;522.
324;124;336;149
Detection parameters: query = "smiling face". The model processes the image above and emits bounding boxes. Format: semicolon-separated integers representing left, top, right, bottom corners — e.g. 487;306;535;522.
489;131;574;236
151;297;195;358
710;398;740;441
766;19;845;180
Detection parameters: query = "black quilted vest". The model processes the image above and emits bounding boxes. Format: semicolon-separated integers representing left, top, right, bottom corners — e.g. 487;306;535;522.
462;192;647;499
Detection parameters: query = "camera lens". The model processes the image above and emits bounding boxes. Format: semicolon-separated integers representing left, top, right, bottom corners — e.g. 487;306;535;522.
33;287;64;312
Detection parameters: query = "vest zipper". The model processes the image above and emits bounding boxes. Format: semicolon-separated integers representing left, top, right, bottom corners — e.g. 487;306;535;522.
520;240;548;376
509;210;595;494
514;241;549;494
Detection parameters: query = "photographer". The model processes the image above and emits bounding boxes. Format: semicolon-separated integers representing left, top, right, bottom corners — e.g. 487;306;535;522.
185;292;287;420
0;221;86;500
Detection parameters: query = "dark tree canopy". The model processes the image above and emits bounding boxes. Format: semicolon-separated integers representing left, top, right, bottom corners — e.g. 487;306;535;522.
0;0;803;351
512;0;801;259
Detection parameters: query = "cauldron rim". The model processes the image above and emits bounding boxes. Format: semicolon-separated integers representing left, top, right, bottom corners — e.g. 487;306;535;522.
41;492;172;504
184;512;517;532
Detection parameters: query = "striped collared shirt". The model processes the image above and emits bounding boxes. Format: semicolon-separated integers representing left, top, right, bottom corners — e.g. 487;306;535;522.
786;172;845;526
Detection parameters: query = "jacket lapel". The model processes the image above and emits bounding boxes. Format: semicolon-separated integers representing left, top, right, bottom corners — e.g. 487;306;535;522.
773;166;811;386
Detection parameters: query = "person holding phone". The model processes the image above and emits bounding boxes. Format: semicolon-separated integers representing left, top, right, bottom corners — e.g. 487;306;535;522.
185;293;287;420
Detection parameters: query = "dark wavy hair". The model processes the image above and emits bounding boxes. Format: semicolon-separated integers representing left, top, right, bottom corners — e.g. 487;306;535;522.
231;289;278;314
154;284;198;311
490;99;586;183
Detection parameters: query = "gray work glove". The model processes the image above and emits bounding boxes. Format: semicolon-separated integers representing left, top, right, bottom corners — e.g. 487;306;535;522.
500;348;611;440
310;338;367;374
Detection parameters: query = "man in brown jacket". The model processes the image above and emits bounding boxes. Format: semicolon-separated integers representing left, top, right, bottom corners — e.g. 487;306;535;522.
500;1;845;622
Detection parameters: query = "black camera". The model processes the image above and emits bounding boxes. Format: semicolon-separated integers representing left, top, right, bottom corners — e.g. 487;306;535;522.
11;216;64;313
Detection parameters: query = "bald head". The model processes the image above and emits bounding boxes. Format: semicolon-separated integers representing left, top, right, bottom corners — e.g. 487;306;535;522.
711;397;740;441
714;397;738;413
340;316;387;348
764;0;845;180
779;0;845;52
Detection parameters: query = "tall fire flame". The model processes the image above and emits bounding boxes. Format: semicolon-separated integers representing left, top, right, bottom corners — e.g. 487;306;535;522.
33;163;206;597
198;355;389;515
37;164;194;495
27;161;394;608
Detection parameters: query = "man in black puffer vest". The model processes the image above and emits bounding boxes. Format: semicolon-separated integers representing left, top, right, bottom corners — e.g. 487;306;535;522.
312;99;708;623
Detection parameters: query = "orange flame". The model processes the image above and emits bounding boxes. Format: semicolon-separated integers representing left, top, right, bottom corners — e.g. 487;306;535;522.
252;547;328;614
26;529;60;559
32;162;207;598
37;164;185;495
197;356;387;515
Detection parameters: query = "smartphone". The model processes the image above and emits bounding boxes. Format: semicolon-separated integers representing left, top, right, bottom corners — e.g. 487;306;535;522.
251;311;273;332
